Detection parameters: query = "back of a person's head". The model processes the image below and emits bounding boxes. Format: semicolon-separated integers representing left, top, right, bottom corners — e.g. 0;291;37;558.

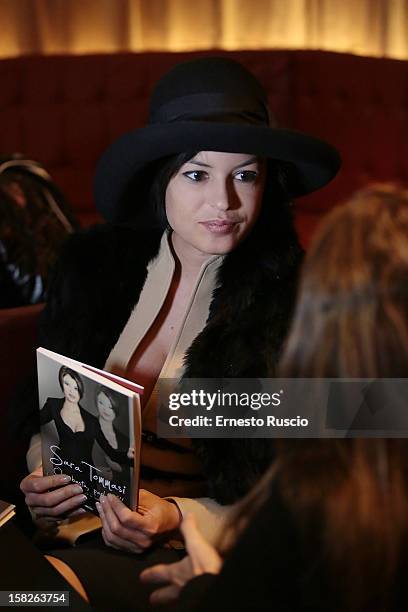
0;157;77;307
228;186;408;612
280;184;408;378
276;185;408;611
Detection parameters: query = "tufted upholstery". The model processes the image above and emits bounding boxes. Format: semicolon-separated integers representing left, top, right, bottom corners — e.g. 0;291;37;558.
1;49;407;244
0;51;408;243
290;51;408;240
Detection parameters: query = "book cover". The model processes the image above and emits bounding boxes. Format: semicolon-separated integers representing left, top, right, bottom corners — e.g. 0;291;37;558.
37;347;143;515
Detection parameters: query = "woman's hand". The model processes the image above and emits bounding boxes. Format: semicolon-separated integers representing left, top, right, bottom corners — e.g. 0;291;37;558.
96;489;181;554
140;513;222;605
20;467;87;526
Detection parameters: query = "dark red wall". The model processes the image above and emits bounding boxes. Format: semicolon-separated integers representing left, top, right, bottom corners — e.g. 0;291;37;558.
1;50;407;245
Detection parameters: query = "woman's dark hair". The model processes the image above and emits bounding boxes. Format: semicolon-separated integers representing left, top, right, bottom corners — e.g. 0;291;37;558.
149;151;199;229
0;164;77;306
221;185;408;612
58;366;84;399
94;385;119;417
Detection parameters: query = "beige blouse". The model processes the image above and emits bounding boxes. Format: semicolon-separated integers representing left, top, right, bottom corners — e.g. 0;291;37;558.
105;231;231;542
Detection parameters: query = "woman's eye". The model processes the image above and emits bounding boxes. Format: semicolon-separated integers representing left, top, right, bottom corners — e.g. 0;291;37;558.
182;170;208;182
234;170;258;183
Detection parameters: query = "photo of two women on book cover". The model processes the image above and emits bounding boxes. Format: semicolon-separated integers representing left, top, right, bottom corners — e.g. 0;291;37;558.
37;350;136;514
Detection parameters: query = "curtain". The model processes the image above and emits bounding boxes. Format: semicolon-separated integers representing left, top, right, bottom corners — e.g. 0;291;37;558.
0;0;407;59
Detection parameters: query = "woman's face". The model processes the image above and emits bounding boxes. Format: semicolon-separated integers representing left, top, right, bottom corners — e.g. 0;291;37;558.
62;374;80;404
97;392;116;422
165;151;266;257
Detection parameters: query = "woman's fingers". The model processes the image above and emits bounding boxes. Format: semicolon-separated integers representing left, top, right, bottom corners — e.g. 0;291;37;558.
181;514;222;575
21;471;86;520
140;521;220;605
140;563;173;585
101;527;142;554
107;494;146;529
149;584;181;605
97;500;121;548
96;492;177;553
25;483;84;509
97;500;143;553
20;472;71;495
101;495;151;543
31;493;87;518
98;496;132;540
141;560;190;604
68;507;88;518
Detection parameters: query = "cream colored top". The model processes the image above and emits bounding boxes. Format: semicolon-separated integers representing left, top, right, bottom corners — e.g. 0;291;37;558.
105;230;220;416
105;231;231;542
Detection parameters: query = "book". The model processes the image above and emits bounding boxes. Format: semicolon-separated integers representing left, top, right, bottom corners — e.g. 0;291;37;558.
0;500;15;528
37;347;143;516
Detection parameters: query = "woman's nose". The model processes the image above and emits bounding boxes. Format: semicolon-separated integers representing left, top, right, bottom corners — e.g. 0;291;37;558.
210;180;231;211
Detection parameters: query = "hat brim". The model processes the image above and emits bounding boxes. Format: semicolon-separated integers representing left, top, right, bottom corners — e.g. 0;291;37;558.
94;122;341;223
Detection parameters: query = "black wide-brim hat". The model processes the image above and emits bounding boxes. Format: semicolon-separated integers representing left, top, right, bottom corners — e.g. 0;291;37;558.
94;57;341;224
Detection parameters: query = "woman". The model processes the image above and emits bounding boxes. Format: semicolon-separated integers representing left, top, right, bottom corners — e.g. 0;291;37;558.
93;385;131;481
143;185;408;612
18;57;339;608
40;367;132;511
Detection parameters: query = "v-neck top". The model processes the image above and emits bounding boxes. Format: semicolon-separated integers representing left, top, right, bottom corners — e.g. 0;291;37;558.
104;231;223;498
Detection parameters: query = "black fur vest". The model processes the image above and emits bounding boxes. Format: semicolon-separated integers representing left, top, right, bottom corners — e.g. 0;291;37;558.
36;205;302;504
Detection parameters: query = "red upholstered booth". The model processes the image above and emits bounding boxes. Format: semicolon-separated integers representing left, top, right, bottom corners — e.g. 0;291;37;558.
1;50;407;245
0;50;407;501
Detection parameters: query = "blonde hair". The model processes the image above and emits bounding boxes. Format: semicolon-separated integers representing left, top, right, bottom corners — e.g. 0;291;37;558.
222;185;408;612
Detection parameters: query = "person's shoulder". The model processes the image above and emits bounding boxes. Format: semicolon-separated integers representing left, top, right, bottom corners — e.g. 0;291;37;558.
67;223;161;252
40;224;163;358
60;223;141;261
44;396;62;404
42;397;63;410
69;223;138;244
58;224;162;275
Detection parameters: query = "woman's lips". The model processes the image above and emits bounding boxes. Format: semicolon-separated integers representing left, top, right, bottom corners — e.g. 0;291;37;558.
200;220;238;235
